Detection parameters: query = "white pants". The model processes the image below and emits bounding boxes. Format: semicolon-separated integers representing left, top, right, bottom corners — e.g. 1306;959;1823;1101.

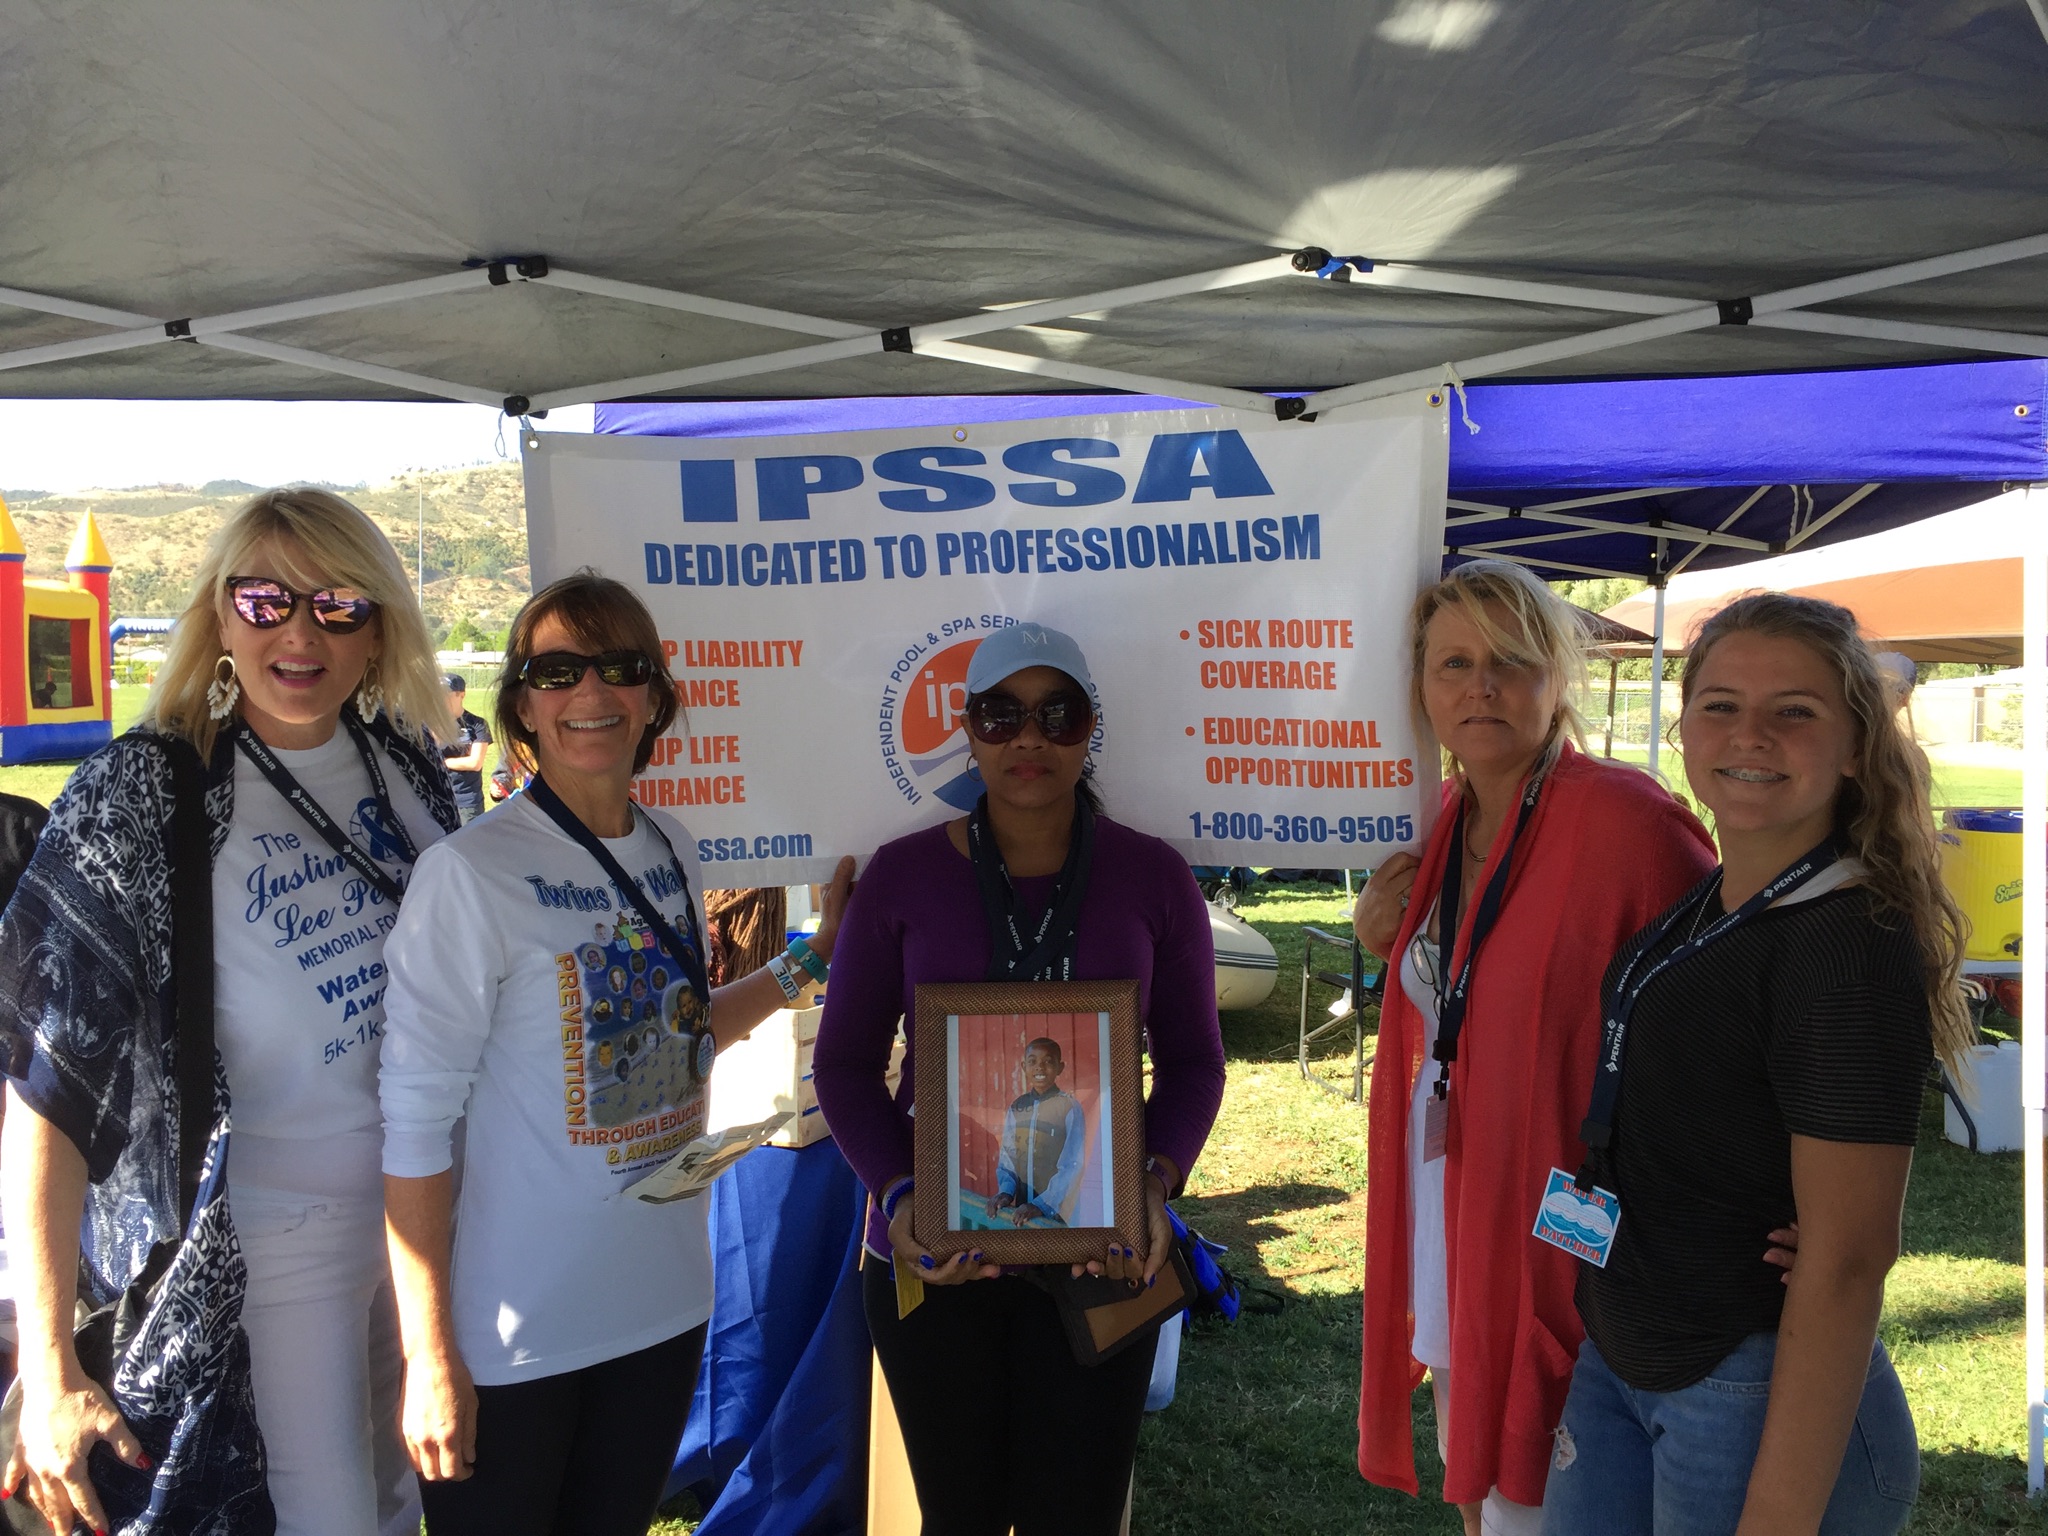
231;1185;420;1536
1431;1371;1546;1536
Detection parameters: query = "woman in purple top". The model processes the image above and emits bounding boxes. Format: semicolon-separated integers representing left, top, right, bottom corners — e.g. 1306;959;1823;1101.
813;622;1225;1536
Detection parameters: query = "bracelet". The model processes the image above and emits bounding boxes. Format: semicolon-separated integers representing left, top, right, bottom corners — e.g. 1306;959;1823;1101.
765;952;802;1002
881;1177;914;1222
786;935;829;983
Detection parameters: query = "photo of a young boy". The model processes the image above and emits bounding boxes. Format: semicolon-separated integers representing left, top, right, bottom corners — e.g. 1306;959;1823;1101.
991;1037;1087;1226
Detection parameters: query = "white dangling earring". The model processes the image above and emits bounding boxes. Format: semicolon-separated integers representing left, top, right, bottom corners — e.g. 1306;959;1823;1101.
206;655;240;720
354;661;386;721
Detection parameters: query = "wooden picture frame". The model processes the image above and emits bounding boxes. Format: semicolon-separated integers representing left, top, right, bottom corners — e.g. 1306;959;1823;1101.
912;979;1145;1267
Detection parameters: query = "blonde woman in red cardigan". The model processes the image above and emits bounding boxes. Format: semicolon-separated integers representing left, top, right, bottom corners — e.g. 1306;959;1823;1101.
1354;561;1715;1534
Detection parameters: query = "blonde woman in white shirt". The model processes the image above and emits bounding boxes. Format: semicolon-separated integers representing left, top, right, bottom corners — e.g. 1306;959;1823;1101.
380;571;850;1536
1;488;454;1536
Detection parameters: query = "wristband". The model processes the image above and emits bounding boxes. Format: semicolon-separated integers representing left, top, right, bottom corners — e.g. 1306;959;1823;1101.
766;952;802;1002
881;1178;914;1222
786;935;829;983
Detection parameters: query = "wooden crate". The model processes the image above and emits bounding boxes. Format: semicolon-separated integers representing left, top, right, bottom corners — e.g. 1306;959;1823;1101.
707;1002;828;1147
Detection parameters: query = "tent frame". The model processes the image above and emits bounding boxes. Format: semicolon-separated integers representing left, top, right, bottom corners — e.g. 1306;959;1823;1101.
2;233;2045;421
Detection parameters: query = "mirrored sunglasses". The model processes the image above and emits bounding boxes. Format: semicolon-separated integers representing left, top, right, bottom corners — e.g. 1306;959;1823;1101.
964;690;1095;747
521;649;655;690
226;576;378;634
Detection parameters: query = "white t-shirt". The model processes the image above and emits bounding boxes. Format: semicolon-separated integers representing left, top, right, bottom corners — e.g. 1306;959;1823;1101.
213;728;446;1196
1402;908;1450;1371
380;791;715;1385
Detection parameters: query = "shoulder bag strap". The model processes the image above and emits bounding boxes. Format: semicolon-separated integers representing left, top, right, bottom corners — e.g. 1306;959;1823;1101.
163;738;216;1230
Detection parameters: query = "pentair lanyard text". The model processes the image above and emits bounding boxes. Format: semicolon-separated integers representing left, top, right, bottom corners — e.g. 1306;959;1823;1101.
234;716;418;906
1428;765;1548;1102
1574;838;1838;1191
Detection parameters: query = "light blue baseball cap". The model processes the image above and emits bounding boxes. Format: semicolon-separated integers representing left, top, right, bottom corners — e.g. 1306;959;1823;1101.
966;622;1096;698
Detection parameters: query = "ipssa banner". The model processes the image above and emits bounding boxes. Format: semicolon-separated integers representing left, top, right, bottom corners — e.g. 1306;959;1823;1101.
523;397;1448;886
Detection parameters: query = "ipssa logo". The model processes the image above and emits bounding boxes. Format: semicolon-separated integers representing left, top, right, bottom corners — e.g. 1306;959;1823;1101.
878;633;985;812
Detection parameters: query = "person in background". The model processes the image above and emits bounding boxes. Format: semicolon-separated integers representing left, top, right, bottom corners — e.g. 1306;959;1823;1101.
1353;560;1716;1535
440;672;493;823
812;621;1226;1536
0;791;48;915
0;791;48;1388
1543;593;1957;1533
0;487;455;1536
379;571;852;1536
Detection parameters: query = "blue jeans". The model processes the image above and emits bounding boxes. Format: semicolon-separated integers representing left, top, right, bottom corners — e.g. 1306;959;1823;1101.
1541;1333;1918;1535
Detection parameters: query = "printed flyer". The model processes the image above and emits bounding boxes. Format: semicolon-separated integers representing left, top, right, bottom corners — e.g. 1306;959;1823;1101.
524;398;1449;885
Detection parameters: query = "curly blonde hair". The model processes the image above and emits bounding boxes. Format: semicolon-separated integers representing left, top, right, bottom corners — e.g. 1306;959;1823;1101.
1407;558;1591;773
141;488;445;756
1681;592;1970;1073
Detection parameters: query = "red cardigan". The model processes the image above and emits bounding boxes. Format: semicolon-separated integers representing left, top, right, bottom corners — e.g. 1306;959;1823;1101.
1357;745;1715;1506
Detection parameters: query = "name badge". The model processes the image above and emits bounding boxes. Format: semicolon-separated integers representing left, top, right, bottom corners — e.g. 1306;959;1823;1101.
1532;1167;1620;1268
1421;1094;1449;1163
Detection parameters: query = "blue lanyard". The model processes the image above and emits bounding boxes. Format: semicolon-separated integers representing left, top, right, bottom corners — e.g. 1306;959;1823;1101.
1428;765;1548;1100
234;715;417;905
1574;839;1838;1188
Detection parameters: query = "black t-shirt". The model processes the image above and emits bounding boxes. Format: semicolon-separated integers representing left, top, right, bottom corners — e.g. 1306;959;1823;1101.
441;709;493;812
1576;882;1932;1392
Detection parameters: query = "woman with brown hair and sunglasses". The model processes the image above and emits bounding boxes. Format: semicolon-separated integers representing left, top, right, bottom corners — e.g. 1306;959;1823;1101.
812;621;1227;1536
378;570;851;1536
0;488;457;1536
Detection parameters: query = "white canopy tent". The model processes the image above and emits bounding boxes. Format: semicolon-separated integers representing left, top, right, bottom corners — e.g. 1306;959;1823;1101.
3;0;2048;1492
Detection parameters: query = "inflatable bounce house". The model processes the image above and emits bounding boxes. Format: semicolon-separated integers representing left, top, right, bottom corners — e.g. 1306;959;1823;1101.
0;496;115;765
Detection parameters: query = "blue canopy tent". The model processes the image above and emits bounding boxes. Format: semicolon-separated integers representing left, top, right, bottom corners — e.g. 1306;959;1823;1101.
601;357;2048;583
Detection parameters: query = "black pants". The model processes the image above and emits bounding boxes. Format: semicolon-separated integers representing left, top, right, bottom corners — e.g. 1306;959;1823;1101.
863;1261;1157;1536
419;1324;707;1536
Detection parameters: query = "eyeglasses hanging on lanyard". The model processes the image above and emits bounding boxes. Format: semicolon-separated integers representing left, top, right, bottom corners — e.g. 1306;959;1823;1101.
1428;765;1550;1105
1572;838;1840;1192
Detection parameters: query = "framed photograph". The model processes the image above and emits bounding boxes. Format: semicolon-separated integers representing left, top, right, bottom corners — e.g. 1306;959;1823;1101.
912;979;1145;1267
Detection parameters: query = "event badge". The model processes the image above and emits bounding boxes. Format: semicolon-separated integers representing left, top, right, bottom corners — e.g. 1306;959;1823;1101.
1531;1167;1620;1268
893;1251;926;1320
1422;1094;1449;1163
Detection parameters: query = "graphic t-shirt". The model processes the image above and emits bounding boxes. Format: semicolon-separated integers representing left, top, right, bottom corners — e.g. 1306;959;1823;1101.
380;791;714;1383
212;729;446;1196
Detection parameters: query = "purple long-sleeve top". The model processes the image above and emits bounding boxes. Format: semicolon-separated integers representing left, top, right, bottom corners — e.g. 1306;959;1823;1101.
812;816;1227;1257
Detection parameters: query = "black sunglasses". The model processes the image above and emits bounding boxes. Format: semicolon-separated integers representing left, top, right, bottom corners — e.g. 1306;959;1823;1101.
521;650;655;690
965;690;1095;747
225;576;378;635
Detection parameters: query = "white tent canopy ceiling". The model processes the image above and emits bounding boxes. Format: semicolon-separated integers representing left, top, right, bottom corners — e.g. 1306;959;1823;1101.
1;2;2047;411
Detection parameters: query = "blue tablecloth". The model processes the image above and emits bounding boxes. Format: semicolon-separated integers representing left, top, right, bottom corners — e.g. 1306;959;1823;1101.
669;1138;871;1535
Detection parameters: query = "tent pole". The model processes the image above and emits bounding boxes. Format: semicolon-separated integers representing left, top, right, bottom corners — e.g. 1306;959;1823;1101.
1605;659;1618;758
1647;581;1667;779
2025;495;2046;1497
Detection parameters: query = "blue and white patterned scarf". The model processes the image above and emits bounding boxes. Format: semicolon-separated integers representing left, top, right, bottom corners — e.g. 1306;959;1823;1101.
0;714;455;1535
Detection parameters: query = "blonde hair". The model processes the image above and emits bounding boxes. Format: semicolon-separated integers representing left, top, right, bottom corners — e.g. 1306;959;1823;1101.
1681;592;1970;1073
142;487;445;756
1407;558;1590;771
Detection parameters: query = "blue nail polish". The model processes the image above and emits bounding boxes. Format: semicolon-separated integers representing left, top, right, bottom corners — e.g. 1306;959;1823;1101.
971;1251;985;1262
918;1253;935;1270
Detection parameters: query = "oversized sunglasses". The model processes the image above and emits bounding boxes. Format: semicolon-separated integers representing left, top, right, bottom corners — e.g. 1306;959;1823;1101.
520;650;655;690
226;576;378;634
964;690;1095;747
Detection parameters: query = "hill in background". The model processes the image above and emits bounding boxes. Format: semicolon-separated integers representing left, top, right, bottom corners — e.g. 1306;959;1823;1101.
1;463;531;642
